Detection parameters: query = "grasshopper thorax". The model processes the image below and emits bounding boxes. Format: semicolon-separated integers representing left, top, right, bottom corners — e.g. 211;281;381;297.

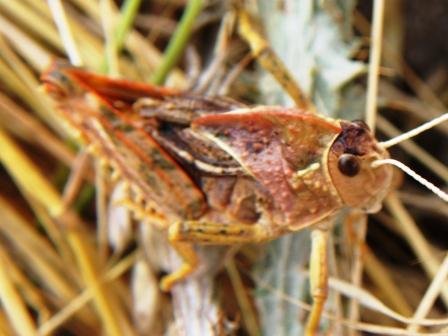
327;120;393;213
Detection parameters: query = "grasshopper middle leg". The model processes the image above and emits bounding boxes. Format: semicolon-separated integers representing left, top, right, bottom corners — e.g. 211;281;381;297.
160;220;271;291
306;228;330;336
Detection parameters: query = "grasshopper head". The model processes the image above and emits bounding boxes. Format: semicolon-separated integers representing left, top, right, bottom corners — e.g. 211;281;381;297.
327;120;393;213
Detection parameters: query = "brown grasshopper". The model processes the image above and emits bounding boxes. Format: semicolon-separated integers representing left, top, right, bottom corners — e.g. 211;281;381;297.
41;60;393;335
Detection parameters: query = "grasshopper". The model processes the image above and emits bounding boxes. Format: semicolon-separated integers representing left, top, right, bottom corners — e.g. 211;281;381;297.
41;58;393;334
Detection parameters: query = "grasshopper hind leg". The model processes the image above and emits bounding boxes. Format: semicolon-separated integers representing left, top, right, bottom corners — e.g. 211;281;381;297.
160;220;271;290
160;237;199;292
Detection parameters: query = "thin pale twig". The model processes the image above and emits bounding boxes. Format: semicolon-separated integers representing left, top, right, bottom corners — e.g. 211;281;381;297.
348;213;367;336
385;193;448;307
226;258;260;336
0;91;75;166
62;150;91;207
218;52;253;95
0;128;125;336
191;11;236;93
250;270;448;333
95;160;109;264
355;10;447;112
48;0;83;65
408;253;448;332
365;0;385;130
363;245;413;317
398;192;448;218
0;1;63;52
0;248;38;336
38;251;138;336
100;0;120;76
347;1;386;331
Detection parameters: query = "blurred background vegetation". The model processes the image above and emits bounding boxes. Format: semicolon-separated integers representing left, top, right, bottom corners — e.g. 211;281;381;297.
0;0;447;335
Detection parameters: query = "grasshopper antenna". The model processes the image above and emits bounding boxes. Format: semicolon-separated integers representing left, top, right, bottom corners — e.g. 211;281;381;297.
372;159;448;202
380;113;448;149
375;113;448;201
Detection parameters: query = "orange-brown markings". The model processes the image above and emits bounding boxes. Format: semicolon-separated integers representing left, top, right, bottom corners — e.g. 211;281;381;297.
61;66;206;219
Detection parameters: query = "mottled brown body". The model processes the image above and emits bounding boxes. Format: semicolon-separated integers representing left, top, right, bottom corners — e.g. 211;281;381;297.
42;60;393;237
191;108;343;232
42;61;393;335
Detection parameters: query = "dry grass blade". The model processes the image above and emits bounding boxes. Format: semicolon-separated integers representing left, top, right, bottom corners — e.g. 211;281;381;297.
347;213;367;335
252;271;448;333
0;13;51;71
0;1;63;51
0;58;62;135
62;150;91;206
355;9;447;112
0;35;40;90
0;128;126;335
0;91;75;166
1;247;52;325
398;192;448;218
363;245;413;317
65;232;130;336
327;277;448;326
0;247;38;336
385;193;448;306
95;160;109;264
365;0;385;130
408;253;448;332
0;41;62;136
38;251;137;335
226;258;260;336
0;197;78;300
0;128;65;217
48;0;83;65
100;0;119;76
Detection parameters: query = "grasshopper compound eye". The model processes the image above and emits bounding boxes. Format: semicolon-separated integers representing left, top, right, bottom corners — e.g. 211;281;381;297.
337;154;360;177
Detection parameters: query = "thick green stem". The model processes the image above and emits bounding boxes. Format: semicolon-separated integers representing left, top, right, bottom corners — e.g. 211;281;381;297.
151;0;203;85
101;0;142;74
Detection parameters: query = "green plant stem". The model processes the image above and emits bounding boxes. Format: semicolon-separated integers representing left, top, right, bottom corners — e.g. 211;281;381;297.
151;0;203;85
101;0;142;74
115;0;142;50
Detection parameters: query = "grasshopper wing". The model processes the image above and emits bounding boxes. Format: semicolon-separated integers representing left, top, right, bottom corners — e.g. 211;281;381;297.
43;60;182;101
42;62;206;220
